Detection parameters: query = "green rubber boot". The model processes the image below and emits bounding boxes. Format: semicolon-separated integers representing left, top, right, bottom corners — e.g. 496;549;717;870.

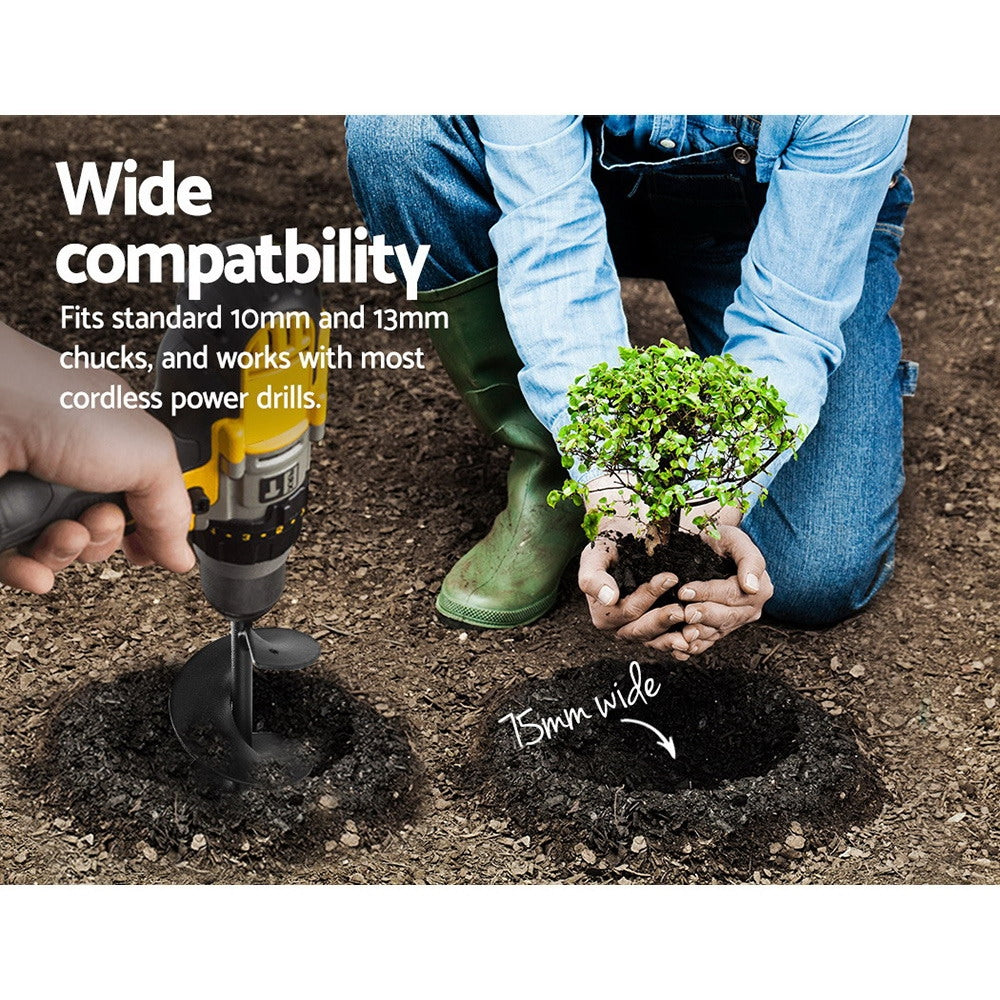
419;268;586;628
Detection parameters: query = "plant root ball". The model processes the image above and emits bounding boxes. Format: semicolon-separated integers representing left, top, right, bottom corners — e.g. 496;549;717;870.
610;530;736;608
468;659;884;858
20;665;420;860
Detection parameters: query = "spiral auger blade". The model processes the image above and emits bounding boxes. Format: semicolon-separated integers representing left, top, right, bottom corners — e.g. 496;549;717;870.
168;620;321;788
247;628;321;671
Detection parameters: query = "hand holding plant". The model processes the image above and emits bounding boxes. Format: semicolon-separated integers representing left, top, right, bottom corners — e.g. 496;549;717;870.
549;341;804;658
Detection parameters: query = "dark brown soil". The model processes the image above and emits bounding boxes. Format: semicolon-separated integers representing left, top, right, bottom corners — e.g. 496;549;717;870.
19;664;420;861
610;530;736;608
469;659;883;863
1;116;999;884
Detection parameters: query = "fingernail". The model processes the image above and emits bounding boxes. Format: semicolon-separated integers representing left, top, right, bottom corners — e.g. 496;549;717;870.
745;573;759;592
678;587;695;601
689;610;702;624
597;585;615;606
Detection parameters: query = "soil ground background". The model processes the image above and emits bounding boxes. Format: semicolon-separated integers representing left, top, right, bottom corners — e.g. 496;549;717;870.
0;115;998;884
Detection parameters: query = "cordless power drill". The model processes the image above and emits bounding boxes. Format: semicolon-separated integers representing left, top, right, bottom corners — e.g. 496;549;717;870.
154;261;328;623
0;243;331;786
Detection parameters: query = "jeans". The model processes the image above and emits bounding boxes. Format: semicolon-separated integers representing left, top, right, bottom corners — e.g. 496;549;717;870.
345;115;917;627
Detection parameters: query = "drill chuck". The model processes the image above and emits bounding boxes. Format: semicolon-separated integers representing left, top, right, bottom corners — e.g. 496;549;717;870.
194;550;288;622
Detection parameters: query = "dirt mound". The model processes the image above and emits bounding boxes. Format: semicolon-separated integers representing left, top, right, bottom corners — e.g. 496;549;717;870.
469;658;885;858
19;664;420;861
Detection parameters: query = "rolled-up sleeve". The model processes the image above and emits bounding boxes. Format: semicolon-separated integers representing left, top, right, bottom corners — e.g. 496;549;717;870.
475;116;629;463
724;115;911;495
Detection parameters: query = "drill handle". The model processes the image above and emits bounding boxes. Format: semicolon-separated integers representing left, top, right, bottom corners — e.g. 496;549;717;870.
0;471;127;553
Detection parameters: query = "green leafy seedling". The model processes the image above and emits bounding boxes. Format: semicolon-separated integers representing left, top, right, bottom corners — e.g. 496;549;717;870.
547;341;805;546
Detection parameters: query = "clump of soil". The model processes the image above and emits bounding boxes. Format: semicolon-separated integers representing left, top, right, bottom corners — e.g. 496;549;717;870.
610;530;736;609
19;664;420;860
469;658;884;858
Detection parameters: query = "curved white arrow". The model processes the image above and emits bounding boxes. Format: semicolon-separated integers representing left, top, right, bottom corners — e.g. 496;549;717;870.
620;718;676;759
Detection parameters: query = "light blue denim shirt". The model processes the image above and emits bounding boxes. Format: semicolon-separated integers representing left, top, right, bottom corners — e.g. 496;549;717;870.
474;115;911;494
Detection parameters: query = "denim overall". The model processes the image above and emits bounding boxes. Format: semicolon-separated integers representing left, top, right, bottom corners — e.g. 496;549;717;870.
346;115;916;626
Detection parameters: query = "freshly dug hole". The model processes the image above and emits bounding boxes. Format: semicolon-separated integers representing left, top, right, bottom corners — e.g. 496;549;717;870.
470;658;884;853
19;664;420;859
